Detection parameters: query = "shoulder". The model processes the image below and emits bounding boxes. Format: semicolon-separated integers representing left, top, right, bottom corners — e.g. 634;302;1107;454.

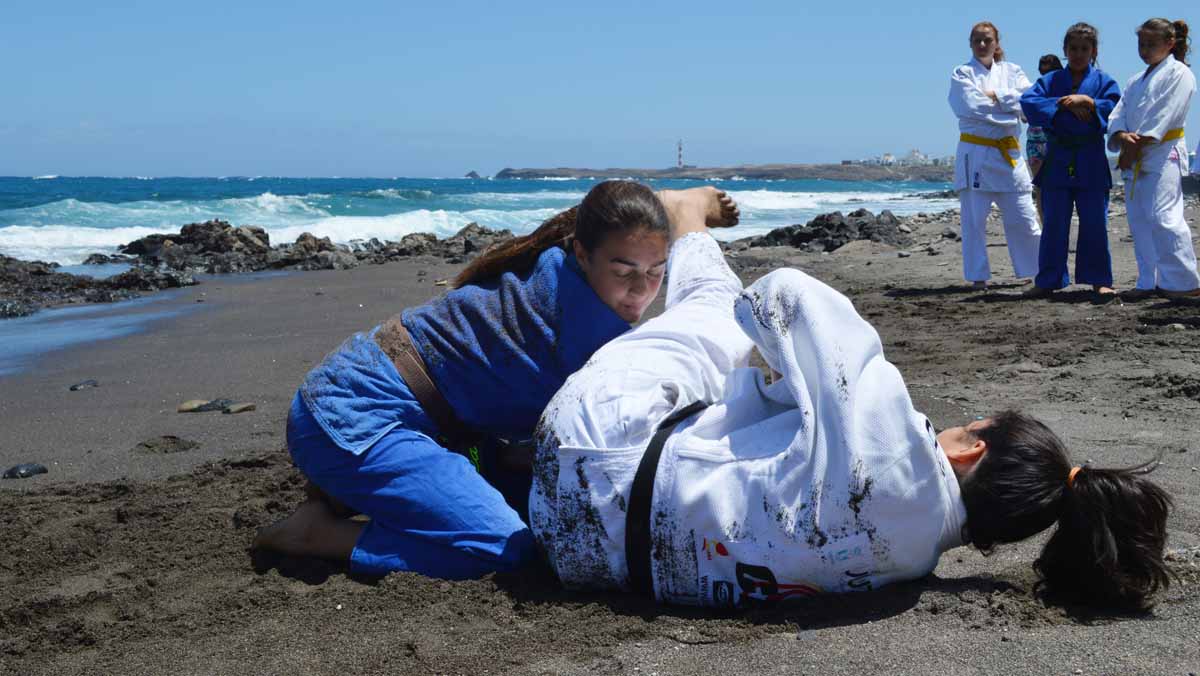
1000;61;1027;77
951;62;975;79
532;244;567;273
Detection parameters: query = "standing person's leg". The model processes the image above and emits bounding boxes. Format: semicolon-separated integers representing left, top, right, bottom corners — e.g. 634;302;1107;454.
995;190;1042;280
1143;162;1200;294
1073;187;1115;292
1034;186;1073;290
256;395;535;579
959;189;993;284
1125;176;1161;292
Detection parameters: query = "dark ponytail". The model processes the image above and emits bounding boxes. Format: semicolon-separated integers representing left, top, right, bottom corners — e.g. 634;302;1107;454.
959;411;1174;610
1172;20;1191;64
452;180;669;288
1034;457;1173;610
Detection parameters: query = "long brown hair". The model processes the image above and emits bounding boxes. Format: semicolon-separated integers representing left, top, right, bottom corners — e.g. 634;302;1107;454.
1138;18;1191;65
959;410;1173;611
971;21;1005;62
453;180;669;288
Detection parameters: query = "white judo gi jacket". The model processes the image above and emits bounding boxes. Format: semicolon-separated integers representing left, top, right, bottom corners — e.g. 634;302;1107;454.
949;58;1035;192
531;234;967;608
1107;54;1194;179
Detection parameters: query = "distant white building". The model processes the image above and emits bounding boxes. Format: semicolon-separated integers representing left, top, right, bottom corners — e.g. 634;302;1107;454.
881;153;896;166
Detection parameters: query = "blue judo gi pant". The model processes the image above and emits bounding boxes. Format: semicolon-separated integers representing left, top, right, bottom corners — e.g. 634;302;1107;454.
287;393;536;579
1036;187;1113;290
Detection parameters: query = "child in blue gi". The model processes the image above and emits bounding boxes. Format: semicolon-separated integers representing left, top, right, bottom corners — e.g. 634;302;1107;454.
1020;23;1122;298
252;182;739;579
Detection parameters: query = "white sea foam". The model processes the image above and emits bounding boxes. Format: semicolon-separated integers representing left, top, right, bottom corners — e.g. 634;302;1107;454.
456;191;584;205
33;175;59;180
0;224;176;264
726;189;917;211
267;207;559;244
0;206;562;264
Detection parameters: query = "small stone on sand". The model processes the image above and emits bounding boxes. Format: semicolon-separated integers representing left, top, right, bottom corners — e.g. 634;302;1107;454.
223;402;257;414
178;398;235;413
3;463;48;479
69;379;99;391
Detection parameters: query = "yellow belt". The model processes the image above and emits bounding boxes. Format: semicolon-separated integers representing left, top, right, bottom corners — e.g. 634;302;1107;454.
1130;127;1185;198
960;133;1020;168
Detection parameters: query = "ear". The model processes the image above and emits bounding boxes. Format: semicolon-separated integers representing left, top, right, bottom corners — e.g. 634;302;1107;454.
946;439;988;479
573;238;589;269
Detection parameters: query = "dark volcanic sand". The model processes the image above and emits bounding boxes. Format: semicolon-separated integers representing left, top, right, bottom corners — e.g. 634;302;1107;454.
2;208;1200;675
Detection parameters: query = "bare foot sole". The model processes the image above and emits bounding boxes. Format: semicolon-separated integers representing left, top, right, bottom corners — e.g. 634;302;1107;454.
251;498;332;557
657;187;739;234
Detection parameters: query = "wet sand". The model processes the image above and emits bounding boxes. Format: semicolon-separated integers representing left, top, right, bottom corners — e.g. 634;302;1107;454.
2;206;1199;675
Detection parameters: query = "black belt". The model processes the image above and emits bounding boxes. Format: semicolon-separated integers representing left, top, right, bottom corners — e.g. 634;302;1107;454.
625;400;709;598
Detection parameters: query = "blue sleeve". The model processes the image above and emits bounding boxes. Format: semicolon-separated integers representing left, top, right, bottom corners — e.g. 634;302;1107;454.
1091;72;1121;132
1020;74;1061;128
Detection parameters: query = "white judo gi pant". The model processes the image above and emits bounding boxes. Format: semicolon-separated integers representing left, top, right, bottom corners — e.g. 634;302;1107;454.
958;188;1042;282
1125;161;1200;292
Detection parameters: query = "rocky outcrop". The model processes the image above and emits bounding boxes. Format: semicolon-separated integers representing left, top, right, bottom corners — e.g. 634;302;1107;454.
744;209;913;253
116;220;516;275
0;255;196;318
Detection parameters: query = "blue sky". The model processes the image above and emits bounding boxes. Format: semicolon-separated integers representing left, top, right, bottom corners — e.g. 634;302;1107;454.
2;1;1197;176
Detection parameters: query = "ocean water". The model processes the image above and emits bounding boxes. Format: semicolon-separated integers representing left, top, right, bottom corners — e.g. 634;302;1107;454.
0;176;957;265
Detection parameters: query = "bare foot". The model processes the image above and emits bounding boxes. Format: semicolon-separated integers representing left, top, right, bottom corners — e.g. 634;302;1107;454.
657;187;739;239
253;498;360;561
1093;285;1116;296
971;280;989;289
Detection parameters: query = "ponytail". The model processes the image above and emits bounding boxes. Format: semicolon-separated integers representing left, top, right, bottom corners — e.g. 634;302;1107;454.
1172;20;1191;64
958;411;1174;610
452;208;576;288
453;180;669;289
1034;457;1173;610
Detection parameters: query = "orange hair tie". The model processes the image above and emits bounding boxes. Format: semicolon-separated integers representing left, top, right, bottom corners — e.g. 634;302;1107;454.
1067;466;1082;487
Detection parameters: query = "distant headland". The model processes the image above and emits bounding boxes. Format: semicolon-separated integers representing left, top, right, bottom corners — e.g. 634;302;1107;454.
493;163;955;182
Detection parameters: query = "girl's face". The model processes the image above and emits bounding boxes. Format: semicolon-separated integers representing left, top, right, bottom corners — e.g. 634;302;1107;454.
1137;32;1174;66
971;28;998;63
575;227;668;323
1064;38;1096;72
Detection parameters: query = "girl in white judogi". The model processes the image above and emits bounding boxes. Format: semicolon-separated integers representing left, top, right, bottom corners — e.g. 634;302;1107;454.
531;200;1172;611
948;21;1042;286
1108;18;1200;299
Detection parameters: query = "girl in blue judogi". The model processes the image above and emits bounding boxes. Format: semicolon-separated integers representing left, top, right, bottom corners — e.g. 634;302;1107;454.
1020;23;1121;297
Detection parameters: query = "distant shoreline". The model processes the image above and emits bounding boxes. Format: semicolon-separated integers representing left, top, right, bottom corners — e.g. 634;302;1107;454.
493;163;955;182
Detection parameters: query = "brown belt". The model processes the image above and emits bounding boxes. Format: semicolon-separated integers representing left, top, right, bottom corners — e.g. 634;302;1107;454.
374;317;473;449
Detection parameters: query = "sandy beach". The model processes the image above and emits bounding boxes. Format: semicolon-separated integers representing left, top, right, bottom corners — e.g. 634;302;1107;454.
2;204;1199;675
